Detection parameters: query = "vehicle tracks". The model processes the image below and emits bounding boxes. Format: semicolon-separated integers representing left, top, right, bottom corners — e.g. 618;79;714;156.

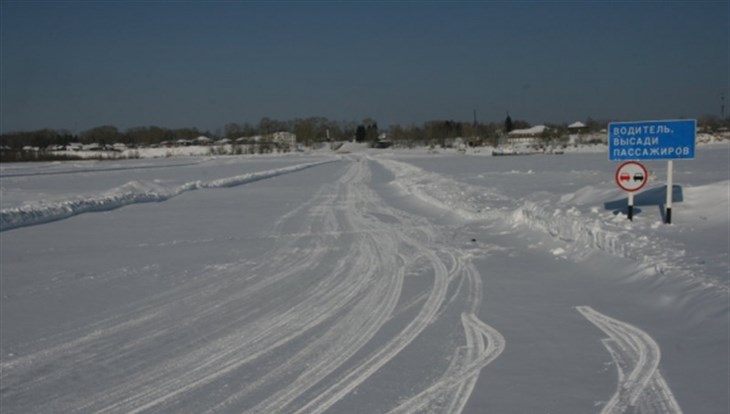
577;306;682;414
1;157;504;413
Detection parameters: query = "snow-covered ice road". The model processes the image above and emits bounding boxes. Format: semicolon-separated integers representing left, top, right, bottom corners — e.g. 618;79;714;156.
1;153;727;413
1;157;504;413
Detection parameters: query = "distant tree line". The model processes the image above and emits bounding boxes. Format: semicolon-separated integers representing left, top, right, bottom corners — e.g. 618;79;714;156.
2;114;727;154
0;125;209;150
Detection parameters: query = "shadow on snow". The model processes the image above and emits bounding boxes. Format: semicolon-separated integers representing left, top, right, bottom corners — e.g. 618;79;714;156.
604;185;683;221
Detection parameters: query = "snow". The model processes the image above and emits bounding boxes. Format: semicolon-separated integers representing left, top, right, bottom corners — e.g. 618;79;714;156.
1;144;728;413
334;142;371;154
0;159;333;231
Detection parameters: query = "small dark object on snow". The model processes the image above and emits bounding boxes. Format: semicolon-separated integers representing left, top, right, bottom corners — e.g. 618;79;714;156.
471;238;477;243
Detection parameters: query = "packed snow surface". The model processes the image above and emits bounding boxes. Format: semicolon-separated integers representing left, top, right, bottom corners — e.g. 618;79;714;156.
1;145;728;413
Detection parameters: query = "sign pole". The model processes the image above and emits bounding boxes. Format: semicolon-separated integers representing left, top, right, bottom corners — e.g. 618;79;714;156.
627;192;634;221
615;161;648;221
666;160;673;224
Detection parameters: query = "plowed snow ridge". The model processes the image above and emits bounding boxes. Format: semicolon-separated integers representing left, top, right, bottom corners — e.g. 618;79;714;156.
0;160;333;231
374;157;728;292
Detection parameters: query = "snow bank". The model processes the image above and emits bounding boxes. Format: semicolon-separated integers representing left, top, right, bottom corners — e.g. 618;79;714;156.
375;155;729;293
511;200;677;272
511;180;729;290
0;160;333;232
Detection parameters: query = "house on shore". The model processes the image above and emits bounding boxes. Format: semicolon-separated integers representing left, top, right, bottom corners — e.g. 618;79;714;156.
507;125;547;146
568;121;587;145
272;132;296;146
194;136;213;146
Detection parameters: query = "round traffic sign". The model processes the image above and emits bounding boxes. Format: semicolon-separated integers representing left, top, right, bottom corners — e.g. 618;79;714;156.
615;161;648;192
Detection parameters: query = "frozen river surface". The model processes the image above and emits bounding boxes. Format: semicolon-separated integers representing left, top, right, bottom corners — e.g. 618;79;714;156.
1;147;728;413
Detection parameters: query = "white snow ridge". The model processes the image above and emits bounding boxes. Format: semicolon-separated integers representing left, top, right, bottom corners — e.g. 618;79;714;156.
0;160;332;231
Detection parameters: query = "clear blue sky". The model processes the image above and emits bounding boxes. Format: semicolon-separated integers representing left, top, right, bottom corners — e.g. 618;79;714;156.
1;1;728;133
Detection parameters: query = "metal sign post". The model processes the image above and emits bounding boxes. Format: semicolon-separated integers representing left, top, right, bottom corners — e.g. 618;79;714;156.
615;161;649;221
628;192;635;221
666;160;673;223
609;119;696;223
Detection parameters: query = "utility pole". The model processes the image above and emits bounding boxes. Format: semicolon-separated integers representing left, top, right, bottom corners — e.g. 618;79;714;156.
721;92;726;119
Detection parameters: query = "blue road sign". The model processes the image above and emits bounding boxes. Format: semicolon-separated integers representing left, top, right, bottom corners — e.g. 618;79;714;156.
608;119;696;161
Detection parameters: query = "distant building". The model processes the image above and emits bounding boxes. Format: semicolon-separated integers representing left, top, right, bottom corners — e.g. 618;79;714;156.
272;132;296;146
194;136;213;146
568;121;587;145
507;125;547;146
82;143;102;151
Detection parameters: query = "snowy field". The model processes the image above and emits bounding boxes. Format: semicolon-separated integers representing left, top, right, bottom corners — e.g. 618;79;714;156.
1;144;728;413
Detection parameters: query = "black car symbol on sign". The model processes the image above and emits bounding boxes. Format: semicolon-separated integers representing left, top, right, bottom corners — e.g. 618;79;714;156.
633;172;644;182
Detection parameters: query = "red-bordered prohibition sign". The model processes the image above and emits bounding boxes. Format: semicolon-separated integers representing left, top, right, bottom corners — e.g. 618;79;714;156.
615;161;649;192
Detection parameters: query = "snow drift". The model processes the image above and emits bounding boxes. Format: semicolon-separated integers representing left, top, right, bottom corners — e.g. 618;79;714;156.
0;160;334;232
374;155;729;293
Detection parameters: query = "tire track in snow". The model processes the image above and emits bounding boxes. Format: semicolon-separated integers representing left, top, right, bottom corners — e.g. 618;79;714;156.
214;159;412;413
2;201;339;410
290;247;450;414
84;199;369;413
387;313;506;414
1;163;346;413
286;158;504;414
3;158;393;413
1;157;504;413
576;306;682;414
387;252;504;414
